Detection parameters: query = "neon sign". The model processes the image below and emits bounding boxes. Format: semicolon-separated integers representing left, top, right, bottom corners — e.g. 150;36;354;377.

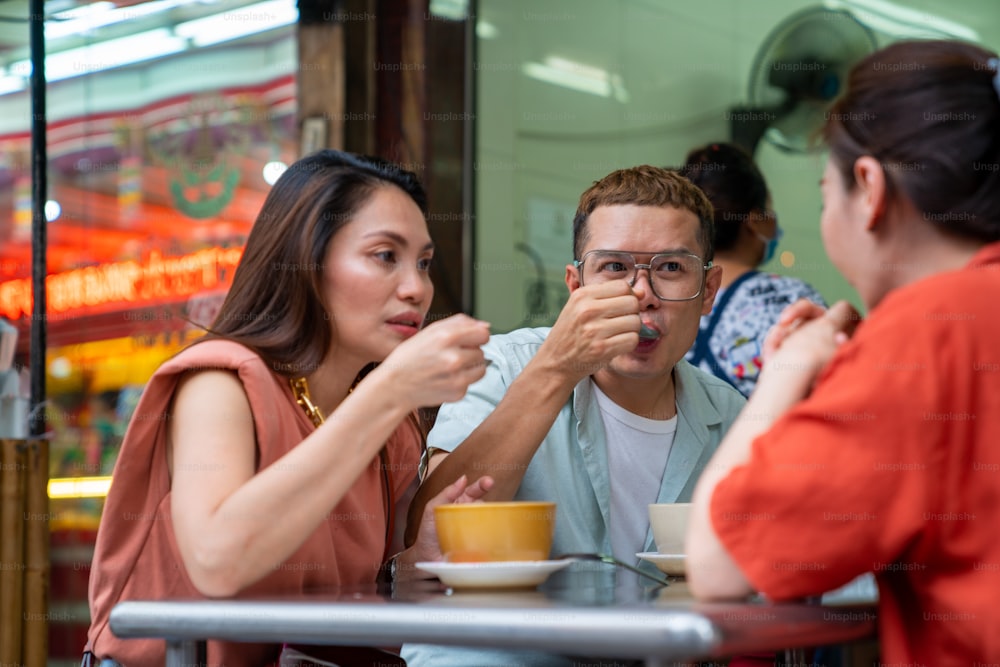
0;247;243;320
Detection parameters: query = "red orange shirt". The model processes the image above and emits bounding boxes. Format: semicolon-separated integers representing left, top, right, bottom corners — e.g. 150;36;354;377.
712;242;1000;665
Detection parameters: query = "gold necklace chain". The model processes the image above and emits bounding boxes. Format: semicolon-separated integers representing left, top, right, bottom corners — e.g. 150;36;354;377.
290;374;394;554
290;377;325;427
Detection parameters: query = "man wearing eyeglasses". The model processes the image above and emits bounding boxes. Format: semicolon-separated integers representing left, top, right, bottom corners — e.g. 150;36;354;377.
403;166;745;667
408;162;745;553
404;165;745;666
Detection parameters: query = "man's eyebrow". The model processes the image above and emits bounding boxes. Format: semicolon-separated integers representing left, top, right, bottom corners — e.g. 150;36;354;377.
633;246;699;256
362;230;435;251
660;246;698;255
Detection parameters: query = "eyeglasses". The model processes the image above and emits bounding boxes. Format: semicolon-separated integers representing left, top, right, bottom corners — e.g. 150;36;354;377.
573;250;712;302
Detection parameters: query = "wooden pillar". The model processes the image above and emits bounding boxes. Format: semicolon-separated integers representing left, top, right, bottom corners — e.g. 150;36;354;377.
297;0;471;317
297;0;348;153
422;5;473;317
370;0;471;318
342;0;378;156
0;440;25;664
0;439;48;666
298;0;378;155
22;439;50;665
373;0;424;168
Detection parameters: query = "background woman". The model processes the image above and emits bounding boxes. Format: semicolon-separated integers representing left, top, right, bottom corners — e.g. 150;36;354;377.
85;150;492;666
689;40;1000;665
680;142;825;396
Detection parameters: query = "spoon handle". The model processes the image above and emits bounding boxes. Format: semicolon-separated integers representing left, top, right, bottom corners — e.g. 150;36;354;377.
555;552;670;587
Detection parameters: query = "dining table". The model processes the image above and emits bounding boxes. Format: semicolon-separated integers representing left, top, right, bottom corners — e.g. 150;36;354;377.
109;561;878;666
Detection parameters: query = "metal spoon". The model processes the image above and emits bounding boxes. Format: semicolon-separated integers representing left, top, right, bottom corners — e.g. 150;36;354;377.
555;552;670;587
638;323;660;340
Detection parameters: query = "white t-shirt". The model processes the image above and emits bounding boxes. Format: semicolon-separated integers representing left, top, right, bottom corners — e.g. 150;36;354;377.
592;381;677;563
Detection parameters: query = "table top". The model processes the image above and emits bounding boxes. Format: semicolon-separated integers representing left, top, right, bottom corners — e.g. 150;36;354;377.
110;567;877;661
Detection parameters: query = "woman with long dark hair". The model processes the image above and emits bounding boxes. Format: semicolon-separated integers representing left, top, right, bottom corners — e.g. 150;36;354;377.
85;150;492;666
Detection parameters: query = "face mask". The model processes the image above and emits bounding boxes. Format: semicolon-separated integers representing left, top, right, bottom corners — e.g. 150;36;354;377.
756;225;783;264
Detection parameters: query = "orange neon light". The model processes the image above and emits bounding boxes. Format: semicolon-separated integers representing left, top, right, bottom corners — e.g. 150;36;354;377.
0;247;243;319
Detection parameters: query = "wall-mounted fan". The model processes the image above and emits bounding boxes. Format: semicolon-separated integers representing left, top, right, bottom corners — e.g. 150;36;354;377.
730;6;877;154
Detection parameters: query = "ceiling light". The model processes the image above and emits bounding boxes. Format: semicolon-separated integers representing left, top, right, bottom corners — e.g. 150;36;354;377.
429;0;468;20
522;56;629;102
825;0;980;41
50;0;115;20
0;75;26;95
174;0;298;48
11;28;187;82
49;356;73;379
46;0;191;40
45;200;62;222
262;160;287;185
476;20;499;39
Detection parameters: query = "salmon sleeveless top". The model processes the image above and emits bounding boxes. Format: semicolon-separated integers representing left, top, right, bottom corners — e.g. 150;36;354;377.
86;340;422;666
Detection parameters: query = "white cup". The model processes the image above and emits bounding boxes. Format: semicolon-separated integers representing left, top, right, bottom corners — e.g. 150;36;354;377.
648;502;691;555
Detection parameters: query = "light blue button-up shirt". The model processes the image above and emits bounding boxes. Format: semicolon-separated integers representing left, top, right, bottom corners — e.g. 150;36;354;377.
404;327;746;667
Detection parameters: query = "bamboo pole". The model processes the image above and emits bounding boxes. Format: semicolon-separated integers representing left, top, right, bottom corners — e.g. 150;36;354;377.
0;439;26;664
23;439;49;665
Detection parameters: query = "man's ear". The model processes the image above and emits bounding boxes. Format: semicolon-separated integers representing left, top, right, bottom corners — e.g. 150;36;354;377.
700;265;723;316
565;263;582;293
852;156;888;231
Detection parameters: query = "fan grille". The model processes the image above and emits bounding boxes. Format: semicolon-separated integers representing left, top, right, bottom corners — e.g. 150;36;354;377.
747;7;877;153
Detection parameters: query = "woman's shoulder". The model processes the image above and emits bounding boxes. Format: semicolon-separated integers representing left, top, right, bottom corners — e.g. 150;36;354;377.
154;340;301;435
162;339;269;374
139;340;284;410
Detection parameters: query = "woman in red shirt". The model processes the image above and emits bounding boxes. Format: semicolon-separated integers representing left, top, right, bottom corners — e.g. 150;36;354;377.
688;40;1000;665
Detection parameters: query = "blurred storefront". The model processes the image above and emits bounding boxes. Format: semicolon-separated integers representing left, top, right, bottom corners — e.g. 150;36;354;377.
0;3;300;660
0;0;470;660
0;69;299;498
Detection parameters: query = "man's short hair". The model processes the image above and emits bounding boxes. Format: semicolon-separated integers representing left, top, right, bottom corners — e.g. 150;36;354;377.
572;165;715;262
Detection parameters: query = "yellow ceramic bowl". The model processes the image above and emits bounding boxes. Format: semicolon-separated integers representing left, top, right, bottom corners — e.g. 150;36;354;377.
434;501;556;562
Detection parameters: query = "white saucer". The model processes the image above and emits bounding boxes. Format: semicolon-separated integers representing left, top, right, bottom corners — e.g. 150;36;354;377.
636;552;686;576
415;559;575;590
